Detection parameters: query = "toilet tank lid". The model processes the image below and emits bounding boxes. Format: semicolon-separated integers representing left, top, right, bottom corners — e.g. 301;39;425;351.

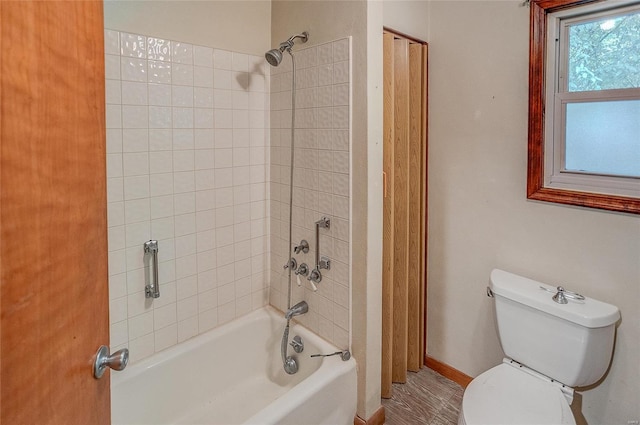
490;269;620;328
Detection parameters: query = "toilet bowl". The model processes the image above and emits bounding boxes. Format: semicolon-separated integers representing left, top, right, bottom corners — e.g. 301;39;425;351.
458;361;575;425
458;269;620;425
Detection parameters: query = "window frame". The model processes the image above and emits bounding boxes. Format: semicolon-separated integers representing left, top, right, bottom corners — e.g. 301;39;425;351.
528;0;640;214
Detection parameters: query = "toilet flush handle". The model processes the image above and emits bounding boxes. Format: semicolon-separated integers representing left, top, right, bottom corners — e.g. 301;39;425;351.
539;286;585;304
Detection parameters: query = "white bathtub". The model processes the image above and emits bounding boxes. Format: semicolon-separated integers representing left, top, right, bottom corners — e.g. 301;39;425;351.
111;306;357;425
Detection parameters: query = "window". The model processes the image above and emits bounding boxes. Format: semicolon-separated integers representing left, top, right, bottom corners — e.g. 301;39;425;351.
528;0;640;214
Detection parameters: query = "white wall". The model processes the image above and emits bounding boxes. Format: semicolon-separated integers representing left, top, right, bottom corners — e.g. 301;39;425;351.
382;0;429;41
271;0;383;419
427;2;640;424
104;1;271;55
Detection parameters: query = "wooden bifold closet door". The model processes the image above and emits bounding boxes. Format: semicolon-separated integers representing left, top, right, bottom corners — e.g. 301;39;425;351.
381;29;428;399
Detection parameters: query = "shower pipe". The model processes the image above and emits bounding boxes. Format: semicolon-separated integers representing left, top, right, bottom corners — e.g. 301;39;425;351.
265;31;309;375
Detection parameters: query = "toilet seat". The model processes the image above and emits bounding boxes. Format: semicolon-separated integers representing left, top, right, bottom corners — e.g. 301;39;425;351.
459;362;576;425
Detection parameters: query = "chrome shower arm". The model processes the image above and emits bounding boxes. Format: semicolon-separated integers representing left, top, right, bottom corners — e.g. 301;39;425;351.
287;31;309;44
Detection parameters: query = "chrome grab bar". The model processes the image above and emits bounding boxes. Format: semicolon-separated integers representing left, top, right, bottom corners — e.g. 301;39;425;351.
144;240;160;298
308;217;331;286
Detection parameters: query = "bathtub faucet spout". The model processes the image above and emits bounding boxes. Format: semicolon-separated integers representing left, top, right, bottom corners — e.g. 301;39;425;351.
285;301;308;320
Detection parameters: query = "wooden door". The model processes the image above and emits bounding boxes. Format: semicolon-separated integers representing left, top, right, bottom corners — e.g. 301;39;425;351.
1;2;110;424
381;29;428;399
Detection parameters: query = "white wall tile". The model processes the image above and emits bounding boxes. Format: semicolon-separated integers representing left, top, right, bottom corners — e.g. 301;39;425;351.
214;89;233;109
121;33;146;58
174;192;196;215
150;195;174;219
172;42;193;64
105;79;122;104
194;108;214;128
195;190;216;211
174;213;196;237
332;39;349;62
193;45;213;68
177;295;198;320
194;88;214;108
177;276;198;300
105;30;120;55
129;311;154;339
105;55;121;80
155;324;177;351
214;69;232;90
218;302;235;324
106;105;122;129
107;30;273;364
172;64;194;86
123;152;149;176
194;66;214;88
151;217;174;240
198;308;218;332
154;303;177;330
121;58;148;82
147;37;171;61
195;129;214;150
107;129;123;154
122;106;148;129
121;81;148;105
124;175;150;200
173;150;195;172
149;129;172;151
232;53;248;72
198;269;217;292
214;129;233;149
178;317;198;342
173;130;194;150
110;320;128;347
172;86;194;107
125;221;151;248
150;151;173;174
122;129;148;153
128;333;154;363
173;108;194;129
213;49;232;70
232;72;249;91
150;173;173;197
125;198;151;224
173;171;195;193
148;61;171;84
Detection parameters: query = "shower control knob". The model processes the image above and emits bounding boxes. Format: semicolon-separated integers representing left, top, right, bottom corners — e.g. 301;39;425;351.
294;240;309;254
295;263;309;277
308;268;322;284
283;257;297;272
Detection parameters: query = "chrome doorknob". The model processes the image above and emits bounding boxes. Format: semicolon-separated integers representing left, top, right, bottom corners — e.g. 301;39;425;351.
93;345;129;379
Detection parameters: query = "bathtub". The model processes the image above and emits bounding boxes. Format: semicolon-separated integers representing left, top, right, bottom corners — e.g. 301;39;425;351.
111;306;357;425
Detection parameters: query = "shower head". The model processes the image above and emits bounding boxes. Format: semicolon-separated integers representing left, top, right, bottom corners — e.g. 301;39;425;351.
265;31;309;67
265;48;283;67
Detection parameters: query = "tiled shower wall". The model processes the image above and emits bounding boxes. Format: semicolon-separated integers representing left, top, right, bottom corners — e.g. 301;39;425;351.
105;30;270;362
269;38;351;349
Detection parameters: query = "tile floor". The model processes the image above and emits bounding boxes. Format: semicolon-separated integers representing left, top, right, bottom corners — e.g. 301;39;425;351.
383;367;464;425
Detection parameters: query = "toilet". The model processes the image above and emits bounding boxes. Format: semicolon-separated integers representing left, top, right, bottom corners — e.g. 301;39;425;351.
458;269;620;425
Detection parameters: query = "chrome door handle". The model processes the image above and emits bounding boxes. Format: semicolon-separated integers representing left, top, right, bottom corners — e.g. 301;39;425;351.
94;345;129;379
144;240;160;298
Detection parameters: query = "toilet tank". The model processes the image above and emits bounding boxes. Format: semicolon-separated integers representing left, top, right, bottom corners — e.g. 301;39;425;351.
490;269;620;388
